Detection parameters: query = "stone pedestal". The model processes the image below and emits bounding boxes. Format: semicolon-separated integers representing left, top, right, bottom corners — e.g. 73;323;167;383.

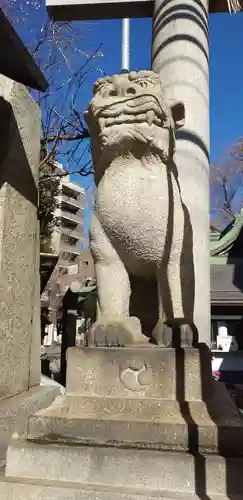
24;346;243;455
2;346;243;499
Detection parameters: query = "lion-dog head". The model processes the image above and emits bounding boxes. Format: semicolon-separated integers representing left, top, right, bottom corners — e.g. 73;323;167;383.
85;71;185;176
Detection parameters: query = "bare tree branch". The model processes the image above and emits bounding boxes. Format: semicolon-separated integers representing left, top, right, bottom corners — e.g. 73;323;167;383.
210;140;243;230
39;160;93;184
2;1;100;251
3;0;102;179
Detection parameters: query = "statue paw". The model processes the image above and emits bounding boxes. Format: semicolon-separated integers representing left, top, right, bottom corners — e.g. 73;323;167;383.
152;319;198;348
88;316;149;347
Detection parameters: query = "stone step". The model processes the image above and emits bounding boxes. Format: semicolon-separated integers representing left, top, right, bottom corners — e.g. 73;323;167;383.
26;387;243;455
0;475;241;500
26;394;221;453
5;439;243;498
0;468;241;500
0;383;61;463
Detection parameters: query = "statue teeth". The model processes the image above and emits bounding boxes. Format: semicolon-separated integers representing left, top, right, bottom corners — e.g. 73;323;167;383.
147;110;154;126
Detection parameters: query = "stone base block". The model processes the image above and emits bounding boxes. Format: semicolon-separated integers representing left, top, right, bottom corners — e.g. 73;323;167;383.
2;346;243;499
4;439;243;498
25;390;243;455
25;347;243;455
0;382;61;463
0;479;241;500
65;346;212;400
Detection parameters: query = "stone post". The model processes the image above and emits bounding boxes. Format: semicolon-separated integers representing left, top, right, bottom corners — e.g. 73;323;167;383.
60;286;79;386
0;18;62;461
152;0;210;345
0;75;41;398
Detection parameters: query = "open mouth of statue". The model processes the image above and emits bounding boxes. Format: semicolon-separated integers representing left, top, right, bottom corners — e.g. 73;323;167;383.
97;110;162;132
95;96;164;133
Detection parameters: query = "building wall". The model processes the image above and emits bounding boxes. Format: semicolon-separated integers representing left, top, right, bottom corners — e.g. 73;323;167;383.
42;165;88;321
57;251;95;292
53;172;85;256
211;263;243;306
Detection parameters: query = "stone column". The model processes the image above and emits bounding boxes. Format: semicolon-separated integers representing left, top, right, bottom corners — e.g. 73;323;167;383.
0;76;41;398
152;0;210;344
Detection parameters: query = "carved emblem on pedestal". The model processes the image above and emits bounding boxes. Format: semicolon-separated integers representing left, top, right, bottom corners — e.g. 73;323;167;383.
119;358;152;391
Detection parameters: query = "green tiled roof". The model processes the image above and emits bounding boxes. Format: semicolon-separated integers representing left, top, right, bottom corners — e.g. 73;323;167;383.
210;210;243;257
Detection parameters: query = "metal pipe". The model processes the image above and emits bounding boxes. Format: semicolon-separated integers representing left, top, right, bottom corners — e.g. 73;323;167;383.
121;18;130;72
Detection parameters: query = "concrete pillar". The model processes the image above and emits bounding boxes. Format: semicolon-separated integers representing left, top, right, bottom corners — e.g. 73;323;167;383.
152;0;210;344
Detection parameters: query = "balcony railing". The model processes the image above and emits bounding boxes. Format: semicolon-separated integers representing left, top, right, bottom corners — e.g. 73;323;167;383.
61;195;83;210
62;181;84;196
60;210;84;225
58;226;84;241
60;242;81;255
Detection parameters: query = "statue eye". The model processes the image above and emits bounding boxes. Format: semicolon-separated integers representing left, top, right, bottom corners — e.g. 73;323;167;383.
137;80;148;89
108;88;117;97
127;87;136;95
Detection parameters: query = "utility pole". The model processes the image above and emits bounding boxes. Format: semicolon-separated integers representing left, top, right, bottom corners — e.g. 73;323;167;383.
121;18;130;72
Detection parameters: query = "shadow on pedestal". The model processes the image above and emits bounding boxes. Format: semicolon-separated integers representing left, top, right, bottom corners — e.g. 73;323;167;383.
175;343;243;499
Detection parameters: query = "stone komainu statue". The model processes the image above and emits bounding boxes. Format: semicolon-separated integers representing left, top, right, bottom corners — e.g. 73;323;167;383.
85;70;197;348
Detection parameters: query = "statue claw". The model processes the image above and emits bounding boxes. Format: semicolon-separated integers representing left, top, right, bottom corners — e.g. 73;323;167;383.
152;319;198;348
88;316;149;347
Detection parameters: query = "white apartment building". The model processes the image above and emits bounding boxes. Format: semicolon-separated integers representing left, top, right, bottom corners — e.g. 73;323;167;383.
41;165;86;319
53;176;84;264
53;169;85;293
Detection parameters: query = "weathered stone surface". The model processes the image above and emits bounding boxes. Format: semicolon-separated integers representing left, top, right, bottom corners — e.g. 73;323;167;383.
24;347;243;455
0;383;61;462
0;76;41;398
88;316;149;348
5;439;243;497
25;395;234;454
29;222;41;388
0;479;240;500
66;346;212;400
85;70;196;346
3;345;243;496
27;389;243;455
0;8;48;91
